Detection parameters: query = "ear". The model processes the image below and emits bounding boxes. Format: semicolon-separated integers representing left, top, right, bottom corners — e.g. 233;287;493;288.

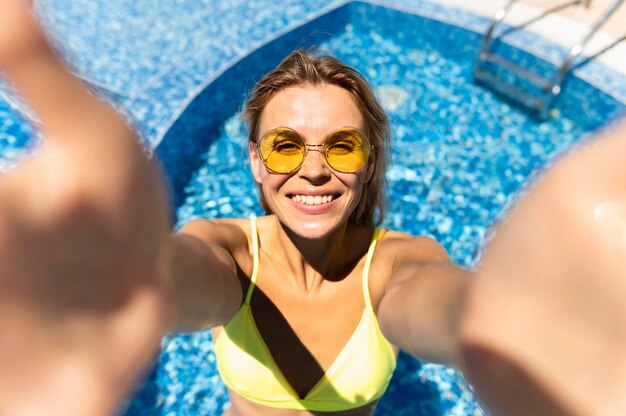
249;141;263;184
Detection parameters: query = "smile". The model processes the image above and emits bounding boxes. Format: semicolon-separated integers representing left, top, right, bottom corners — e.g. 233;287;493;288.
289;194;337;205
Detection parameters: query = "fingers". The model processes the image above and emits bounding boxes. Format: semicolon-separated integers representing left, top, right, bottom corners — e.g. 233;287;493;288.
0;0;133;147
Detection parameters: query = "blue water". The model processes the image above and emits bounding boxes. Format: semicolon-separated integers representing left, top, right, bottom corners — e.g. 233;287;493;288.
124;6;624;416
0;97;38;171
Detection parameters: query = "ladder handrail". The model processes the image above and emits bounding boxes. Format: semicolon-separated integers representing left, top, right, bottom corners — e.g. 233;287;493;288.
498;0;589;40
572;33;626;71
475;0;625;118
542;0;625;117
478;0;517;60
479;0;588;60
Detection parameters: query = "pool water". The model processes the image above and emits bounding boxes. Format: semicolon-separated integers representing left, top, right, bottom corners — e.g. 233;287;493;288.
124;4;624;416
0;97;38;172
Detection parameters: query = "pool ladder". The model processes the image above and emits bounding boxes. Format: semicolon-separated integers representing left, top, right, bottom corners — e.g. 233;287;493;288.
474;0;625;118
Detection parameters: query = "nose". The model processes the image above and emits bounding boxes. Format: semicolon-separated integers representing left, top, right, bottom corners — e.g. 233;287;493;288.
298;144;330;181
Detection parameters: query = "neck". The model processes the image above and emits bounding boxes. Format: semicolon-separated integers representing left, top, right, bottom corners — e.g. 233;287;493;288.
267;216;371;292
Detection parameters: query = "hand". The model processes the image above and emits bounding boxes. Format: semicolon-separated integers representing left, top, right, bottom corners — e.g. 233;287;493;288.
461;121;626;415
0;2;171;415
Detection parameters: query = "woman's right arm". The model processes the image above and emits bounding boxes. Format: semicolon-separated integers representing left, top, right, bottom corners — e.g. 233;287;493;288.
0;1;242;411
164;220;243;333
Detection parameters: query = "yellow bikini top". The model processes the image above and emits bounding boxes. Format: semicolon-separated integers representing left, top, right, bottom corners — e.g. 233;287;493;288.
213;217;397;411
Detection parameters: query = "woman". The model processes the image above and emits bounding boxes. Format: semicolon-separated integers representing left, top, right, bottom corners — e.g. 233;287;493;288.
1;2;625;416
166;50;467;415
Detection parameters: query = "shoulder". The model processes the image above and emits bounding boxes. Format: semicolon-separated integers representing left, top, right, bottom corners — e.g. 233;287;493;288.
178;217;249;239
368;229;450;308
178;216;281;276
376;229;450;269
177;217;262;264
178;217;248;245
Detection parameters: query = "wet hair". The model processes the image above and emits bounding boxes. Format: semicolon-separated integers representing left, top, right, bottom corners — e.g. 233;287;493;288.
241;49;390;226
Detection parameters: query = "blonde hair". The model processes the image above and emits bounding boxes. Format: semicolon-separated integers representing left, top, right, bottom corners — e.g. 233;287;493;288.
242;49;390;226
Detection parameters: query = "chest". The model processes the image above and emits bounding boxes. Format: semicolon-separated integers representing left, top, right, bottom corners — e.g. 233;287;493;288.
258;271;363;364
246;256;376;396
217;231;396;400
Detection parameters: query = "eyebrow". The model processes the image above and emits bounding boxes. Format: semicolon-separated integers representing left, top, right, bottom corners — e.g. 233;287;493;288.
260;126;367;141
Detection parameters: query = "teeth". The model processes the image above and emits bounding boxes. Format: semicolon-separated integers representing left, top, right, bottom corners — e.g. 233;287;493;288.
291;194;334;205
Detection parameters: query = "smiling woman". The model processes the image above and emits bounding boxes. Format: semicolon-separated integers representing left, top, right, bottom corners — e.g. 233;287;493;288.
249;83;372;238
169;51;446;416
242;50;391;230
201;52;402;415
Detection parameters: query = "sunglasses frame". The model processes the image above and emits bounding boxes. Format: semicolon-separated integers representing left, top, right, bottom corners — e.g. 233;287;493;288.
255;126;373;174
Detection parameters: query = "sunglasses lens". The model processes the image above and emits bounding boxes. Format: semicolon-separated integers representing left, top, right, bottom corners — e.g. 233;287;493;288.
258;127;371;174
324;128;370;173
258;128;305;173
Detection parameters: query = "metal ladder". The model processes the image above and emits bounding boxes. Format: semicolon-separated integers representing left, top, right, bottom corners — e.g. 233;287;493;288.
474;0;625;118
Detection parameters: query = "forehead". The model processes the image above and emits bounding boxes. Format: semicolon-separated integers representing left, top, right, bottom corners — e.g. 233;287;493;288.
259;83;365;138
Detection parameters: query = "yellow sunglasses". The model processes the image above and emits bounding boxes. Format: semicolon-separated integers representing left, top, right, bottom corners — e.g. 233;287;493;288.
256;127;372;174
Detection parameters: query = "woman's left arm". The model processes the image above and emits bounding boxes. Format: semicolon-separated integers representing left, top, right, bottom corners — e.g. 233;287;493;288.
377;238;472;367
381;120;626;415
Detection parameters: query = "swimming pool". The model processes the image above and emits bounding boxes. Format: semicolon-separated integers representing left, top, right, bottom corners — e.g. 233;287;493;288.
1;1;625;415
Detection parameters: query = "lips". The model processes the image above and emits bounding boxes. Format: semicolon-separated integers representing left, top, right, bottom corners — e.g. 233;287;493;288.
286;192;341;213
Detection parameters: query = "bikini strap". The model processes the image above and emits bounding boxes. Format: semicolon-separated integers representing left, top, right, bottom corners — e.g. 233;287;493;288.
362;228;382;309
245;215;260;305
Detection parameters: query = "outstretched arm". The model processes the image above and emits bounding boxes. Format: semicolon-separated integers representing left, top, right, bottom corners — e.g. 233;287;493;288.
461;119;626;416
378;237;470;366
0;2;171;415
379;118;626;415
165;219;244;333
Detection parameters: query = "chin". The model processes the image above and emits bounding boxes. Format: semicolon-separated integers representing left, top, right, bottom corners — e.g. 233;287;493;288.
298;223;341;240
281;216;344;240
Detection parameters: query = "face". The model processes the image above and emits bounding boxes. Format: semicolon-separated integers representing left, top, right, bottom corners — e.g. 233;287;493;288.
250;83;374;239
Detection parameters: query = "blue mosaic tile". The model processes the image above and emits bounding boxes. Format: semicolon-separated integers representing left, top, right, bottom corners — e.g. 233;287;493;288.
352;1;626;118
33;0;237;97
123;331;230;416
138;0;348;147
368;0;626;103
127;42;236;148
0;82;40;171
